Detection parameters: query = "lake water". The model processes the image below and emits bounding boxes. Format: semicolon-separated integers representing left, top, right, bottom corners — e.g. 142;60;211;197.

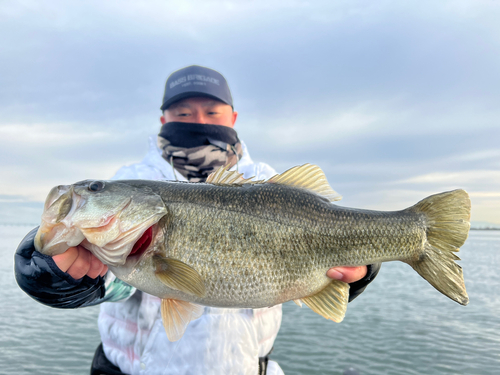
1;225;499;374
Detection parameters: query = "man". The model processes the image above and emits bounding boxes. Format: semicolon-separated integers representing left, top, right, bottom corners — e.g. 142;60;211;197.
15;65;380;375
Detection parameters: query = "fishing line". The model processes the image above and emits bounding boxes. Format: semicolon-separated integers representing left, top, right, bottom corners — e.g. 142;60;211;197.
169;156;179;181
163;307;202;373
230;145;239;172
163;338;182;373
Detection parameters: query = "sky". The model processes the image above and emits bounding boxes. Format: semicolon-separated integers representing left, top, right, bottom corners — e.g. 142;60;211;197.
1;0;499;226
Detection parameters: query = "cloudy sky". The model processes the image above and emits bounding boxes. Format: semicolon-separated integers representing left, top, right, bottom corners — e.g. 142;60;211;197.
1;0;499;225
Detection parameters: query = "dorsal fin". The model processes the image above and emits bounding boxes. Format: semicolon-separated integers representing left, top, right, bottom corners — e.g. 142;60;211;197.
267;164;342;202
206;164;341;202
206;165;264;185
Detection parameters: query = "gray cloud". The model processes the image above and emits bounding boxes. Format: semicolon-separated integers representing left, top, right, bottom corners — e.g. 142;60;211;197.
1;0;499;223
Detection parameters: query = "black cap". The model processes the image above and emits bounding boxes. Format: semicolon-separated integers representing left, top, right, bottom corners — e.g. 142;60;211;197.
160;65;233;111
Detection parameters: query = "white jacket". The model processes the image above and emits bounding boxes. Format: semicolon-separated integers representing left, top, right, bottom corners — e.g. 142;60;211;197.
99;136;285;375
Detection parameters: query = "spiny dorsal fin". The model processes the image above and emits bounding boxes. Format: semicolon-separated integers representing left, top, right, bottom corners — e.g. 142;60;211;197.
207;164;341;202
161;299;204;341
206;165;264;185
267;164;342;202
301;280;350;322
153;256;206;298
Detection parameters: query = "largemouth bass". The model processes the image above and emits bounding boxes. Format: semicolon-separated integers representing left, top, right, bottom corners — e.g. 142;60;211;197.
34;164;470;341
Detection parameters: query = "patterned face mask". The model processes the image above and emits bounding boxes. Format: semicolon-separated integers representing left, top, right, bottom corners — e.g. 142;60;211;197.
157;122;243;182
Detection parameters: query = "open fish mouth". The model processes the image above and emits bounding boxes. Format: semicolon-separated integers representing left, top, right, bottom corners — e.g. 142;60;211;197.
34;181;167;267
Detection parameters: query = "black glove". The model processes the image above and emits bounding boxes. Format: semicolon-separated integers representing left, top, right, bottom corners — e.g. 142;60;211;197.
348;263;382;302
14;227;106;308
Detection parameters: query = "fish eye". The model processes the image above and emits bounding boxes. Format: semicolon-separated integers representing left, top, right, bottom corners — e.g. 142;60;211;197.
88;181;105;192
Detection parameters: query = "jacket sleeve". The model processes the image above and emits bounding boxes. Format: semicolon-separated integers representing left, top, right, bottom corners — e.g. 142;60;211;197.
348;263;381;302
14;227;135;308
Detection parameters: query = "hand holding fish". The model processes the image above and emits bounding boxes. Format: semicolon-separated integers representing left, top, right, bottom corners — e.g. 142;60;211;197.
327;266;368;283
53;245;108;279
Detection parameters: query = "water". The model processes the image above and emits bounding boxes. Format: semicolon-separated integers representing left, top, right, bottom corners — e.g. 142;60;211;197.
273;230;500;375
1;225;499;374
0;225;101;374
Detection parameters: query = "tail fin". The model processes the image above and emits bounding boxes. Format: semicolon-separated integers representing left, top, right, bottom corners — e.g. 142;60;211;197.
407;189;471;305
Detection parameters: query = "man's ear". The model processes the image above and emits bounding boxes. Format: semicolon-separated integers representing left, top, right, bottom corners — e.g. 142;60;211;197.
160;115;167;125
231;111;238;128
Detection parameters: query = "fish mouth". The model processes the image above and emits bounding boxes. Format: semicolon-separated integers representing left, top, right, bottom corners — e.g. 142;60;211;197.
35;182;167;267
34;187;87;256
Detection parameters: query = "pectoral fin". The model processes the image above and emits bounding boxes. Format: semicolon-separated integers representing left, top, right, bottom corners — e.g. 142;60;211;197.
153;256;206;297
161;299;205;341
301;280;350;323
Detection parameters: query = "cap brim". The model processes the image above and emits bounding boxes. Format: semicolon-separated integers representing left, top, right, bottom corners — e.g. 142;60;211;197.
160;92;231;111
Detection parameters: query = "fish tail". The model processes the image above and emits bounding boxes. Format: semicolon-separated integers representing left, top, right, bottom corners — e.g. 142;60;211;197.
406;189;471;305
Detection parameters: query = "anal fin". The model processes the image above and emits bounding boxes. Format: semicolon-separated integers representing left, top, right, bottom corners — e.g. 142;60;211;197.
161;299;205;341
301;280;350;323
